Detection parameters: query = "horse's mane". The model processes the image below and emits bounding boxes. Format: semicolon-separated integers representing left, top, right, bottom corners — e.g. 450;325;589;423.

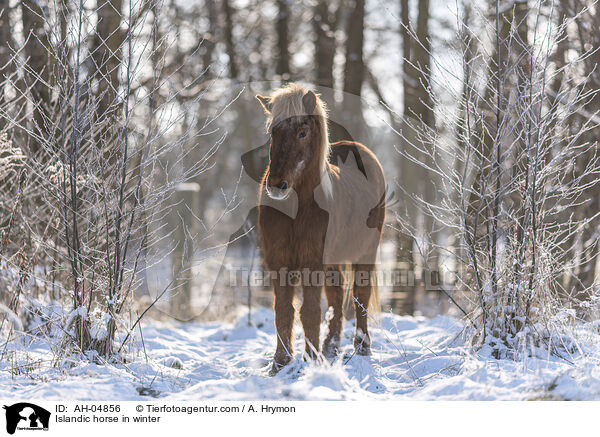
267;83;331;175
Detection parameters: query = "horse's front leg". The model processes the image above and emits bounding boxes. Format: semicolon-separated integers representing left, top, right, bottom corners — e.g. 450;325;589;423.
300;284;322;360
271;283;295;375
323;265;344;358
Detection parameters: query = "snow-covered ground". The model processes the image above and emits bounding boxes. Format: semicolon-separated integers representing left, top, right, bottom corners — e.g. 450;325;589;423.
2;307;600;400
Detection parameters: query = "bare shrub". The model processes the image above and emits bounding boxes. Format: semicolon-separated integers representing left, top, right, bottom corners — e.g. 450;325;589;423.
393;0;600;356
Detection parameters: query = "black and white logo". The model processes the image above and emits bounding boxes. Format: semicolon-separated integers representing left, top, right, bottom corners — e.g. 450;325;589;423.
3;403;50;434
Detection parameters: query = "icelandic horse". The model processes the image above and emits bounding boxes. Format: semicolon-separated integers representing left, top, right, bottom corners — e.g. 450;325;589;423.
256;84;386;374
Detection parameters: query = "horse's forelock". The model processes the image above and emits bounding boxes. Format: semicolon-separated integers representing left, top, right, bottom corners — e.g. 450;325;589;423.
267;84;330;174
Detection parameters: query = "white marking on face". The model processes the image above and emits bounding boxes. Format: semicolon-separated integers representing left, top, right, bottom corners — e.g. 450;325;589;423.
294;159;306;175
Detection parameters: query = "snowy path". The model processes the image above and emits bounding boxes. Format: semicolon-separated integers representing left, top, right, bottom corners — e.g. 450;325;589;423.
2;308;600;400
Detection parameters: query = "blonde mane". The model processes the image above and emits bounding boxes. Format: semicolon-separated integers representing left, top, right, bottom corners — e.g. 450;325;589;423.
266;83;331;175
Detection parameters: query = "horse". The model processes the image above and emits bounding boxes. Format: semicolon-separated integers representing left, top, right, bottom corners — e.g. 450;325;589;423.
256;83;386;374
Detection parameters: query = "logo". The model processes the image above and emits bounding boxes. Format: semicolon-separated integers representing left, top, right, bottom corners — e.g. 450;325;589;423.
3;403;50;434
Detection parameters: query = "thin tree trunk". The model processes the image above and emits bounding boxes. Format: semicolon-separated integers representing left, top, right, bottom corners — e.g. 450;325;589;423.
313;0;336;90
275;0;290;81
454;2;475;296
222;0;238;79
202;0;219;76
343;0;365;97
394;232;416;314
0;0;12;130
394;0;435;315
341;0;365;139
412;0;440;307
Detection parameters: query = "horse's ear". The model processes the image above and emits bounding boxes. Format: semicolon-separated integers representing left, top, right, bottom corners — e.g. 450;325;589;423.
302;90;317;114
256;94;272;114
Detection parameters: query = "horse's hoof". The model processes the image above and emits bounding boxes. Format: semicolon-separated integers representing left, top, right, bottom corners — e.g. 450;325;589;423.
354;334;371;356
269;354;292;376
322;342;340;360
268;364;282;376
355;344;372;356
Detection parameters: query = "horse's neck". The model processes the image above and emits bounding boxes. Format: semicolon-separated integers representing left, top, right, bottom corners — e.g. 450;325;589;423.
297;163;332;205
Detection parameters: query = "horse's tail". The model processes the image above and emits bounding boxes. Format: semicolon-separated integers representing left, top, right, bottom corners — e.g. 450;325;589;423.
341;264;381;320
369;277;381;316
367;267;381;330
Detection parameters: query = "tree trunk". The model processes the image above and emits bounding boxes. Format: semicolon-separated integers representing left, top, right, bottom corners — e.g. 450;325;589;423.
275;0;290;81
394;232;416;315
341;0;365;139
92;0;123;163
0;0;12;130
343;0;365;97
21;0;52;156
402;0;433;125
413;0;440;308
313;0;336;90
222;0;238;79
202;0;219;76
394;0;435;315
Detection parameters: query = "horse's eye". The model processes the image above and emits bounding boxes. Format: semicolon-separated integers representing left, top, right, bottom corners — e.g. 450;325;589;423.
298;131;307;139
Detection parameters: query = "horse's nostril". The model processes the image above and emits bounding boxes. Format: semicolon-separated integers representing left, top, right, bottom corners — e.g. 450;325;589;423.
279;180;288;191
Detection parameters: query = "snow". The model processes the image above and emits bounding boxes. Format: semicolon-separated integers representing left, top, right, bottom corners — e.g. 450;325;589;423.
2;307;600;400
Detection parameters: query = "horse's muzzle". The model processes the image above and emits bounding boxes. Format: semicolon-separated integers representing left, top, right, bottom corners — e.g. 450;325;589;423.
266;178;291;200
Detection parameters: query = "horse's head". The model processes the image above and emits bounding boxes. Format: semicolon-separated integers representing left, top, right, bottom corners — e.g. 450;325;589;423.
256;86;327;200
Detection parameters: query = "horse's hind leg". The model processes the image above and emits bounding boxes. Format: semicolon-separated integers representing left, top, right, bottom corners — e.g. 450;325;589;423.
300;284;322;360
323;265;344;358
352;263;373;356
271;283;295;375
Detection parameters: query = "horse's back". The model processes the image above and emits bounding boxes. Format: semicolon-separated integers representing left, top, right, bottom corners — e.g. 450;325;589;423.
329;141;385;184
